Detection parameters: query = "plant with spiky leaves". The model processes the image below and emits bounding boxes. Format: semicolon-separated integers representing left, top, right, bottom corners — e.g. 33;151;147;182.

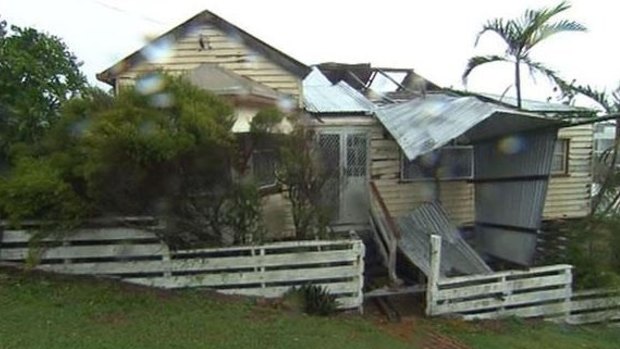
463;1;586;108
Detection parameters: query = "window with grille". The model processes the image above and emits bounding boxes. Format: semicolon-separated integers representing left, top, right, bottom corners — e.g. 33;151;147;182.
551;139;569;175
251;149;278;188
401;146;473;181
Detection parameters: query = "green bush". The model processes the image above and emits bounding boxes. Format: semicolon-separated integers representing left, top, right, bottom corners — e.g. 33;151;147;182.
548;217;620;289
0;157;85;228
298;284;337;316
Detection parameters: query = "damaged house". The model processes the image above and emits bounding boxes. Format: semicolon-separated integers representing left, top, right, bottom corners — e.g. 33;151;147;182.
97;9;593;282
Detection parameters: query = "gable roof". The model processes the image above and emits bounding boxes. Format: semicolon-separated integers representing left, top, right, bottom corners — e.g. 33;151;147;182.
97;9;311;86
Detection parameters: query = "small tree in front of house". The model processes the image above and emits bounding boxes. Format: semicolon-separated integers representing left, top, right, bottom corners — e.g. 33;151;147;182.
277;127;336;240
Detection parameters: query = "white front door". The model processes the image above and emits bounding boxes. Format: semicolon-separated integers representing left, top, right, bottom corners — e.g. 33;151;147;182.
318;131;369;224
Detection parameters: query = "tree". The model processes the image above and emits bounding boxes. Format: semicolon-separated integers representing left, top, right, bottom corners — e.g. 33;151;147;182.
559;81;620;213
0;20;86;158
462;1;586;108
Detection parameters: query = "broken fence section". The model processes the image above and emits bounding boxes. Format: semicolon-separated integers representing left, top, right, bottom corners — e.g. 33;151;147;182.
426;235;620;325
0;228;365;311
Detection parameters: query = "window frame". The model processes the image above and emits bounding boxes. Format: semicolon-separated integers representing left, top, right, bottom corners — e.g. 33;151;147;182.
551;138;570;176
400;145;474;182
250;148;279;189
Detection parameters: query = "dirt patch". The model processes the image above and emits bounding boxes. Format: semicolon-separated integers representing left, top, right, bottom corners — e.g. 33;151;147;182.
421;328;471;349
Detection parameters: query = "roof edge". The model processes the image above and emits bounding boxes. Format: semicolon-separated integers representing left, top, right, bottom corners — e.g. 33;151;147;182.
97;9;310;86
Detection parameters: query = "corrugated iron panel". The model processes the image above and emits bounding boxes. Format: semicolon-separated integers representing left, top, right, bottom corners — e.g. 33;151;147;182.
475;180;548;229
476;226;539;265
302;68;375;114
474;131;558;265
375;93;562;161
475;130;557;178
397;202;491;277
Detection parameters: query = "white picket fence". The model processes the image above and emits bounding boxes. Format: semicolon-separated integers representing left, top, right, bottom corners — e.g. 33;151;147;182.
426;235;620;325
0;227;365;310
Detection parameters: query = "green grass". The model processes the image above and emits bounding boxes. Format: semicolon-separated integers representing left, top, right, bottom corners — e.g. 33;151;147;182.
0;268;410;349
1;267;620;349
425;316;620;349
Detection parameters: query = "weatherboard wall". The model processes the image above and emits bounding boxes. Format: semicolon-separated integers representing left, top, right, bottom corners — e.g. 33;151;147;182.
370;123;593;225
543;124;593;219
116;23;302;98
370;124;475;225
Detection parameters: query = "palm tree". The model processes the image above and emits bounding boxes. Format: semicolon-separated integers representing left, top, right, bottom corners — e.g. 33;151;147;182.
462;1;586;108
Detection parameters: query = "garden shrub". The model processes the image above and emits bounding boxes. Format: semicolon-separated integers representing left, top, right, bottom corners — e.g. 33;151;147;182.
298;284;337;316
0;156;85;229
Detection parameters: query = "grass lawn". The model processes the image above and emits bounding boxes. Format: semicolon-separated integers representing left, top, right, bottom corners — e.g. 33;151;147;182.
1;267;619;349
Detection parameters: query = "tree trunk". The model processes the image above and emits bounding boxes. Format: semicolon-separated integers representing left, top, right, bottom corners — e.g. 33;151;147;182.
515;58;522;109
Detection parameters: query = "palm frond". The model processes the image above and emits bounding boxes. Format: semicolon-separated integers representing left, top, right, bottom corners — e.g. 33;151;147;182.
532;65;611;113
570;84;612;113
519;57;566;90
475;19;519;53
529;19;587;49
519;1;583;52
462;55;512;84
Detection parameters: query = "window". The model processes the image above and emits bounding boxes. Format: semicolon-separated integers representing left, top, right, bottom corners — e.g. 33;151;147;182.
551;139;569;175
251;149;278;188
594;138;613;158
401;146;473;181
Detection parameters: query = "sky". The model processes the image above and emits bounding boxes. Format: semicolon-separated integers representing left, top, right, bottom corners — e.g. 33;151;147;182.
2;0;619;106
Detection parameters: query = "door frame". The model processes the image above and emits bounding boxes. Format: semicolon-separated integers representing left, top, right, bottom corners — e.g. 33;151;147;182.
316;127;371;224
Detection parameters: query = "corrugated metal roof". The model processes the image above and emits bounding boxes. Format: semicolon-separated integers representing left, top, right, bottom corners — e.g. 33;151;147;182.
397;202;492;277
375;93;561;161
302;68;375;114
476;92;588;113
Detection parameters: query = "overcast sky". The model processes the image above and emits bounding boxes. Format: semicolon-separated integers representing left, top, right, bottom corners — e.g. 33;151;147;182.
2;0;619;105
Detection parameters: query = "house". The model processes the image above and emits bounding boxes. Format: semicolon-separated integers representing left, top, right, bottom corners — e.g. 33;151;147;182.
97;9;593;271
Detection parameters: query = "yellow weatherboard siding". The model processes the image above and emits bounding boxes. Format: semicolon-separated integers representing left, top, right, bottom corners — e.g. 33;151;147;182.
370;124;475;225
371;123;593;225
543;124;593;219
116;23;301;98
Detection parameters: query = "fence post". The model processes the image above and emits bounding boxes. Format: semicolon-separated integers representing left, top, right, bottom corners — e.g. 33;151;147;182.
563;267;573;322
162;244;172;278
356;240;366;315
260;248;266;289
426;235;442;316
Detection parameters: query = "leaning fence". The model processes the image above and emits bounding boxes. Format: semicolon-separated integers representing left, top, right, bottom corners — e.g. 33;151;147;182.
0;227;365;310
426;235;620;325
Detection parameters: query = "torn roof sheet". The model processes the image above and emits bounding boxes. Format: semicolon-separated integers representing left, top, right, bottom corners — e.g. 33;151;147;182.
375;93;563;161
475;92;589;113
302;67;375;114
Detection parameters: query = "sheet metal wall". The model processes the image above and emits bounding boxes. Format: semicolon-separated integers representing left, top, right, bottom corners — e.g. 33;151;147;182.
474;130;558;265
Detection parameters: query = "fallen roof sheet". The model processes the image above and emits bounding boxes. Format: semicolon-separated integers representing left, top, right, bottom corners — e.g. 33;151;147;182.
302;67;375;114
397;202;492;277
375;93;562;160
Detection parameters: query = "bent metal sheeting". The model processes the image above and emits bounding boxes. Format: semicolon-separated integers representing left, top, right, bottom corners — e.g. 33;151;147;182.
302;67;375;115
375;93;562;161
